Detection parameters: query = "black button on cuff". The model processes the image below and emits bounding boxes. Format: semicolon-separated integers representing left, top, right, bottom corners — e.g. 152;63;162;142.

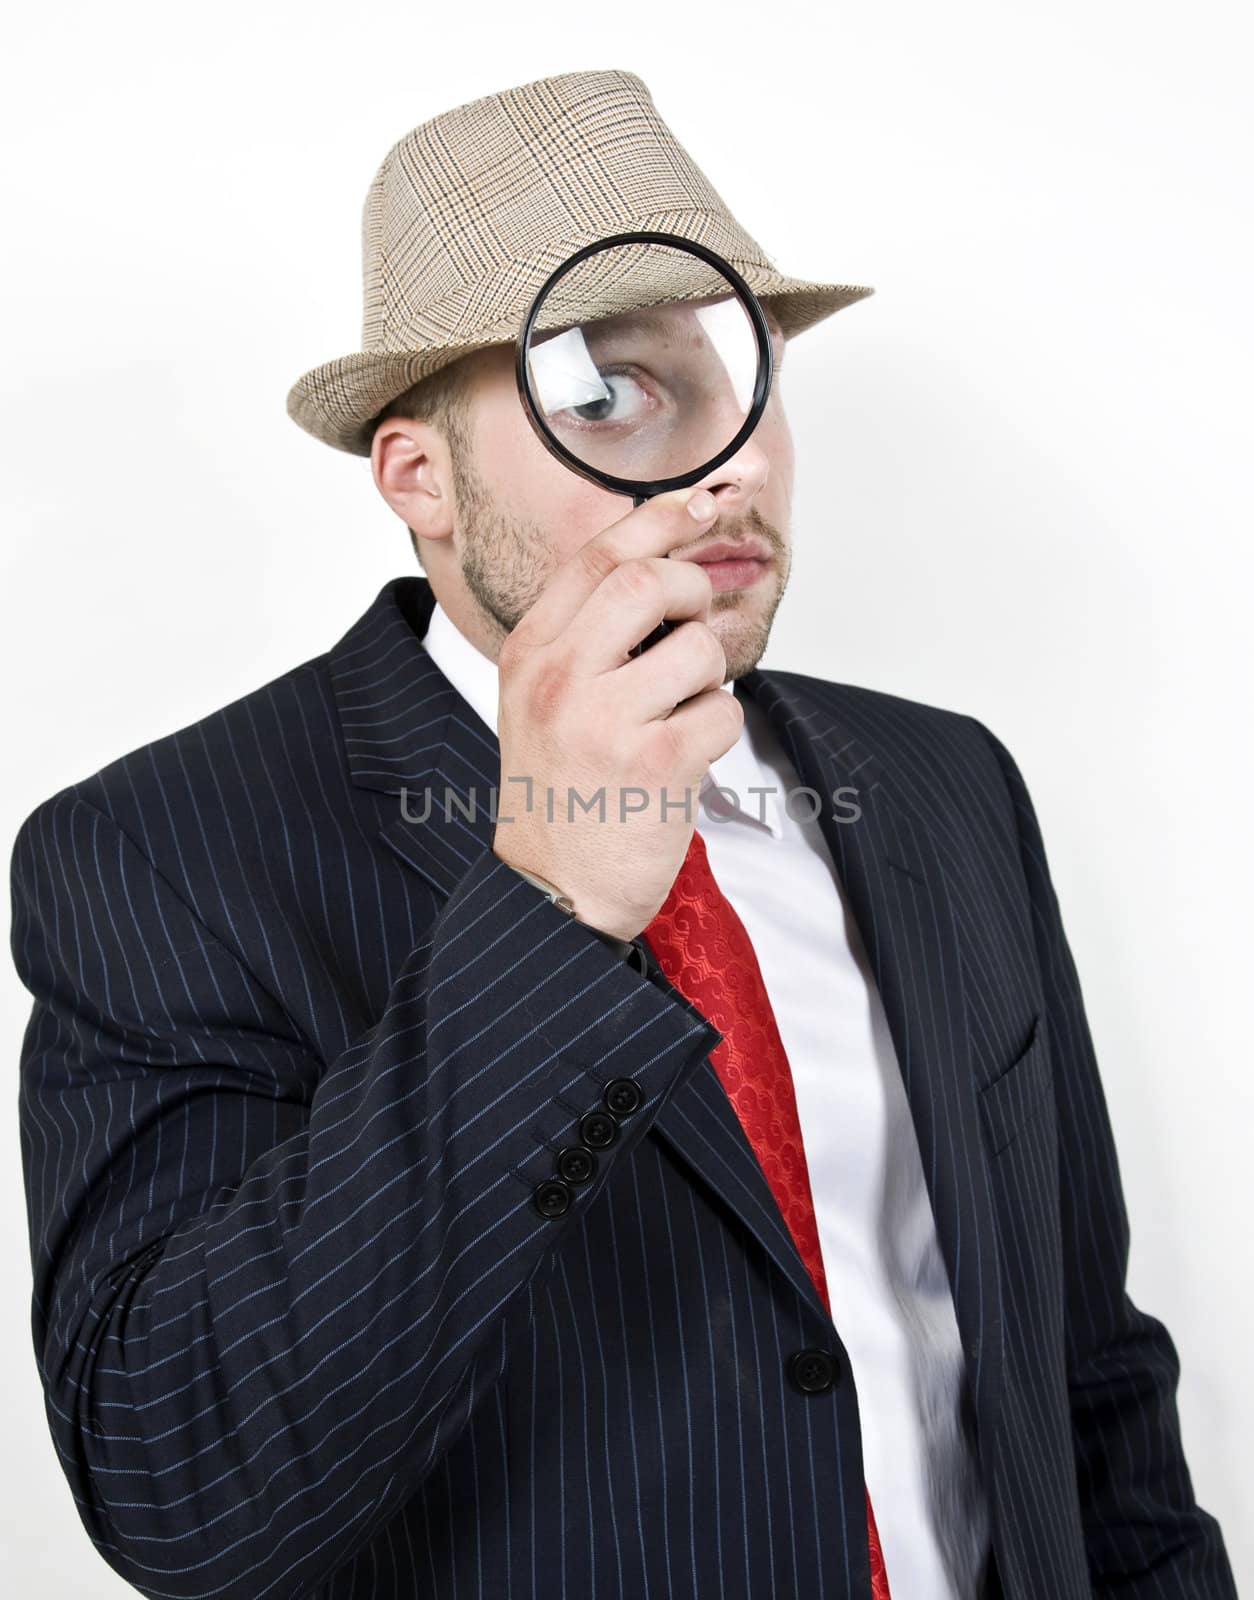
578;1109;619;1150
534;1178;572;1218
787;1348;839;1394
556;1145;596;1185
603;1077;643;1117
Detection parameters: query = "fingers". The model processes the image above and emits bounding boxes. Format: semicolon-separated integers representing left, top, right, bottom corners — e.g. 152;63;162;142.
560;555;715;675
639;681;745;779
613;616;729;721
509;486;721;649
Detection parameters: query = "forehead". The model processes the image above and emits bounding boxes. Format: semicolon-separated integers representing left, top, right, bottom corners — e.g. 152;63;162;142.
529;297;786;367
591;296;785;338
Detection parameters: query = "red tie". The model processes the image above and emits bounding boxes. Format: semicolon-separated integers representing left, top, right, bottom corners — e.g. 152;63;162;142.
642;827;892;1600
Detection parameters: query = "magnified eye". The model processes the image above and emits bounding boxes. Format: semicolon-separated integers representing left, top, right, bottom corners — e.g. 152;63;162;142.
563;367;651;426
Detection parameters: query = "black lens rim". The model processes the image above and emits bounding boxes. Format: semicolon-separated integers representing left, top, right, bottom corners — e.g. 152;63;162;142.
515;230;775;500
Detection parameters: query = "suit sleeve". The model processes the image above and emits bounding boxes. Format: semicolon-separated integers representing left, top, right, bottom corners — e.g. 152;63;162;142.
10;787;721;1600
975;722;1237;1598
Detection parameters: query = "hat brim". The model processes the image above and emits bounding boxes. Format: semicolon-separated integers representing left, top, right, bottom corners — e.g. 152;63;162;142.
285;271;874;458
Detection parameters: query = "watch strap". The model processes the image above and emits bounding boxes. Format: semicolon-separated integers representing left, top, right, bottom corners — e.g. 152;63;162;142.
504;860;648;971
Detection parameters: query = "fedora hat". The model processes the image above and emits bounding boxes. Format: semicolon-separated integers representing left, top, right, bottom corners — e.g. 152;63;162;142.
286;68;874;457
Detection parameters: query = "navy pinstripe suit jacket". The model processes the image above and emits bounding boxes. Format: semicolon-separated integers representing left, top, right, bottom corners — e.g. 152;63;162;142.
11;575;1235;1600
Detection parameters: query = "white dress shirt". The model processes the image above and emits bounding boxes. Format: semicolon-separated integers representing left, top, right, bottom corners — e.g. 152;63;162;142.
422;599;991;1598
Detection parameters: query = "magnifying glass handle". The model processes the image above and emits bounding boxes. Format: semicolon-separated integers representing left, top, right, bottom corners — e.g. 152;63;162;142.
626;492;676;658
628;619;674;658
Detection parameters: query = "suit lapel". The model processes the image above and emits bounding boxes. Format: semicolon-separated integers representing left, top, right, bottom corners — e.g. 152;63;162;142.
329;576;501;887
330;577;1004;1457
738;668;1006;1455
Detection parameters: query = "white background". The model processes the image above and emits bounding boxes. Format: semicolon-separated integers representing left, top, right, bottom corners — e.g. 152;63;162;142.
2;2;1250;1592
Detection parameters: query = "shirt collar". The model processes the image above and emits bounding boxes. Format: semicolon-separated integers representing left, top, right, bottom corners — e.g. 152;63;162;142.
421;599;784;840
703;694;785;838
421;598;501;736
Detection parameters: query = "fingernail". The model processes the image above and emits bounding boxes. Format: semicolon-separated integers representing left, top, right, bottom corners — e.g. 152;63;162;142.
687;489;716;521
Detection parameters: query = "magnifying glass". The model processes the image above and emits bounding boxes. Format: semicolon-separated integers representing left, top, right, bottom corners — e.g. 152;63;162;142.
516;230;774;656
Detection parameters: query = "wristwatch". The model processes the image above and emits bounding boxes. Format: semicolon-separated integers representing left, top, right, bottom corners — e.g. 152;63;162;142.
505;862;650;974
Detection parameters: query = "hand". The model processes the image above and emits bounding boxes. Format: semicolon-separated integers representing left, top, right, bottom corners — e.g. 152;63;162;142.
492;486;744;942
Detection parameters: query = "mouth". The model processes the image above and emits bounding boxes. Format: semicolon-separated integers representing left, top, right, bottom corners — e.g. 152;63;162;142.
673;537;773;594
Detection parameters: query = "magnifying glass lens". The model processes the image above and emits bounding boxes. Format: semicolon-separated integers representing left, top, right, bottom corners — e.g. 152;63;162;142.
522;241;762;484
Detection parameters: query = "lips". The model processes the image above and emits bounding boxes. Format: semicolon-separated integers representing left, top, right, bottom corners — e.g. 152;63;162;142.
673;537;772;566
672;536;772;594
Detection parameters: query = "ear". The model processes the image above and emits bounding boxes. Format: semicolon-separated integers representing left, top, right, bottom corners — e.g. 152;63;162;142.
371;417;456;543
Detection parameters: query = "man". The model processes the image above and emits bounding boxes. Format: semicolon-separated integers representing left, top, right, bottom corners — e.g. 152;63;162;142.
10;68;1234;1600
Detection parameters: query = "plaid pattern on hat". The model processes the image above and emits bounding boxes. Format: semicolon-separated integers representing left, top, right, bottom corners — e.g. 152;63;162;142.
286;68;874;455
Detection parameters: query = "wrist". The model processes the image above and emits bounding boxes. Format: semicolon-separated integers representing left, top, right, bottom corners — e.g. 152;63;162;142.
501;859;648;970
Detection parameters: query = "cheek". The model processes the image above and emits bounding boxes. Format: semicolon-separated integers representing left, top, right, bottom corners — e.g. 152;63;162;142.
527;473;624;565
780;433;796;493
761;409;795;498
485;417;627;559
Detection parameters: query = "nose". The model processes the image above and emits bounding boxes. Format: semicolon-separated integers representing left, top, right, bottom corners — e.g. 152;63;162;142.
688;428;770;509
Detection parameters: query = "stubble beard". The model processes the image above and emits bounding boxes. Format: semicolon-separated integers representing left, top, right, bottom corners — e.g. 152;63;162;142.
453;449;791;683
